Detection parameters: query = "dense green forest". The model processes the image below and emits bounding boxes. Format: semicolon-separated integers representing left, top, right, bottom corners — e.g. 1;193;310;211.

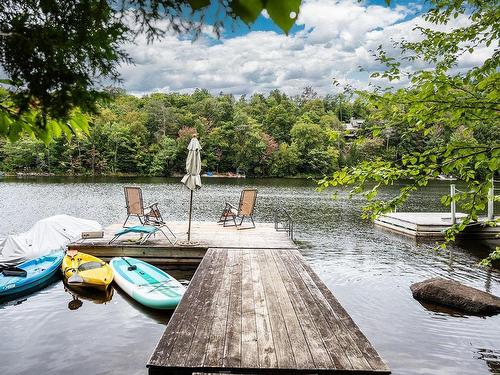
0;88;361;177
0;87;496;177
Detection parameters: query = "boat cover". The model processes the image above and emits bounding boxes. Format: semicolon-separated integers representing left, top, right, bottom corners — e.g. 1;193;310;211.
0;215;101;266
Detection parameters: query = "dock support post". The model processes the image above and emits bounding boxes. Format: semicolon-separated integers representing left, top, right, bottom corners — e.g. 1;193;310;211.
487;177;494;220
450;184;456;224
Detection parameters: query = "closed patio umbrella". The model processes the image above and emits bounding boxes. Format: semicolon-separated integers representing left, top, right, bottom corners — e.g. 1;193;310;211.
181;134;202;241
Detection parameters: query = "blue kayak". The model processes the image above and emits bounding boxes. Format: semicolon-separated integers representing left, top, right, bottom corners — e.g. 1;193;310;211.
0;251;64;298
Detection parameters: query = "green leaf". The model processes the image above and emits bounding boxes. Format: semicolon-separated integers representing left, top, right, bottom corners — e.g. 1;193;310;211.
441;195;451;205
59;121;73;139
366;189;378;201
232;0;264;24
38;127;51;145
48;120;62;138
69;112;90;135
488;159;498;172
0;112;12;135
188;0;210;10
266;0;301;34
7;120;22;142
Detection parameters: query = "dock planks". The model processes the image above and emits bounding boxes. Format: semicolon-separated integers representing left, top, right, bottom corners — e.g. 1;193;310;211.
147;248;390;374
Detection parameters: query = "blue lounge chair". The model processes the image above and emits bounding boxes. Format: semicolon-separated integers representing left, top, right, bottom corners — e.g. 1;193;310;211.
109;225;176;245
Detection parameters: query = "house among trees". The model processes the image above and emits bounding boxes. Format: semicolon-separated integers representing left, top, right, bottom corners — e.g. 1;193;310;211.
344;117;365;138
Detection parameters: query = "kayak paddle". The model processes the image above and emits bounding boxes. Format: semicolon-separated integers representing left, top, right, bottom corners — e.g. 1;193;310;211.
67;270;84;284
66;250;84;284
122;257;137;271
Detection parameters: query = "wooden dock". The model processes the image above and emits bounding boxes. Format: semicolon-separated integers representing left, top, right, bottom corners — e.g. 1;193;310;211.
375;212;499;239
70;220;390;373
68;221;293;267
147;248;390;374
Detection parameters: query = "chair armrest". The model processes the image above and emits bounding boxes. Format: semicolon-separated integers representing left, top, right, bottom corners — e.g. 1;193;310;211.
146;202;159;209
224;202;236;210
145;203;163;224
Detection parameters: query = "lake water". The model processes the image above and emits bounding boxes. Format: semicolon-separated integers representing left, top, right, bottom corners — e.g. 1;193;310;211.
0;177;499;375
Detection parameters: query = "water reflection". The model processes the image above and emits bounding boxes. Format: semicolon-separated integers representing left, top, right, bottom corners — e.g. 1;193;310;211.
68;294;83;310
476;348;500;373
64;283;114;310
416;300;470;318
0;273;61;306
112;284;173;325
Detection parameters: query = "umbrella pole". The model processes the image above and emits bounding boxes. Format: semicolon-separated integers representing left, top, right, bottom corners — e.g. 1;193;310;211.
187;190;193;241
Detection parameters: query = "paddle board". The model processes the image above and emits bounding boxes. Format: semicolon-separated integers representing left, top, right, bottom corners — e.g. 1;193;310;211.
109;257;185;309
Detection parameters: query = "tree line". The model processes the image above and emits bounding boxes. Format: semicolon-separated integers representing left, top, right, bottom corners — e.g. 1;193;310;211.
1;85;496;179
0;88;374;177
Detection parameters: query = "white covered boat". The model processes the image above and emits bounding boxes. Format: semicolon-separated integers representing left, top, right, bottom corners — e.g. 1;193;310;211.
0;215;101;267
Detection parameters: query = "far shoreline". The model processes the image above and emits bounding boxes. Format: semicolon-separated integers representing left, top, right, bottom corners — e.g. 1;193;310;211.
0;171;319;180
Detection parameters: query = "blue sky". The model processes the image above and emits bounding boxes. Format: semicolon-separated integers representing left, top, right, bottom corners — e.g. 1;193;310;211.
118;0;480;97
219;0;426;38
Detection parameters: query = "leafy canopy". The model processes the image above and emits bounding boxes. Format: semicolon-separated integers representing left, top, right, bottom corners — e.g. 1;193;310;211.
0;0;303;142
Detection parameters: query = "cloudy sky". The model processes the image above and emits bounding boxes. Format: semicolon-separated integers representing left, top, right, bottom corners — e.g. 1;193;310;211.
119;0;483;97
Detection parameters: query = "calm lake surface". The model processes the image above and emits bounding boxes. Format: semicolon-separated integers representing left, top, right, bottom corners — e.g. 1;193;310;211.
0;177;499;375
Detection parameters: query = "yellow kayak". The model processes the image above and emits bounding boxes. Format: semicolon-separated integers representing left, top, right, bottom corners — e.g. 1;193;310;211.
62;250;113;290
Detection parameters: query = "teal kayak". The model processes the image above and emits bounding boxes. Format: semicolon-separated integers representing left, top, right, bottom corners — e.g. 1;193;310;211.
109;257;185;309
0;251;64;298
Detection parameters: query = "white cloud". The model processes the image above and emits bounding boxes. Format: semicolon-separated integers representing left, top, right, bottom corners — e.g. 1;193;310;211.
118;0;490;97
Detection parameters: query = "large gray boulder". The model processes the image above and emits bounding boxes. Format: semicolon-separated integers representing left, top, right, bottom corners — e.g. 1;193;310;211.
410;277;500;315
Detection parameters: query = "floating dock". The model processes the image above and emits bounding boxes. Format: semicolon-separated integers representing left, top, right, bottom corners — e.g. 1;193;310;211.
70;220;390;373
375;212;499;239
148;248;390;374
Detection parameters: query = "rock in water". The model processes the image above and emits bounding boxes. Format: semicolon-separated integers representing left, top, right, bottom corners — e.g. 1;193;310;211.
410;277;500;315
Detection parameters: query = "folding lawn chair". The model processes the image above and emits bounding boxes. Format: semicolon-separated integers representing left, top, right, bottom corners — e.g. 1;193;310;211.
218;188;257;229
123;186;164;227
